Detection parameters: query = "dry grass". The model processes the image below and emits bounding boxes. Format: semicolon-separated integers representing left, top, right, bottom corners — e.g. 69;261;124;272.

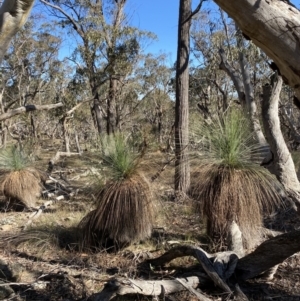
79;172;155;251
190;109;283;250
192;163;282;249
1;168;43;209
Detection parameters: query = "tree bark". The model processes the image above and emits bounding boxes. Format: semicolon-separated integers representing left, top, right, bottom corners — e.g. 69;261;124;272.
174;0;191;194
236;29;268;148
213;0;300;100
91;94;103;134
219;48;245;105
261;73;300;205
90;276;211;301
150;230;300;281
236;230;300;280
0;0;35;63
107;77;117;135
93;229;300;300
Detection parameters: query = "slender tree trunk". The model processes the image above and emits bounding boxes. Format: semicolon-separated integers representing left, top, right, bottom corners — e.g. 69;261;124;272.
236;30;268;148
62;116;71;153
261;73;300;207
30;113;37;138
219;48;246;106
174;0;191;194
107;76;117;135
91;92;103;134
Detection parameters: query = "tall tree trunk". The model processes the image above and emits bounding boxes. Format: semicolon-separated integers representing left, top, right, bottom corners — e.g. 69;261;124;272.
62;116;71;153
261;73;300;207
174;0;191;194
236;29;268;148
107;76;117;135
91;92;103;134
213;0;300;100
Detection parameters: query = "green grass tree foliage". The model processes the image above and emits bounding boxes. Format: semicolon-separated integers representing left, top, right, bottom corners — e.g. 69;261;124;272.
191;109;282;250
79;134;154;251
0;146;44;209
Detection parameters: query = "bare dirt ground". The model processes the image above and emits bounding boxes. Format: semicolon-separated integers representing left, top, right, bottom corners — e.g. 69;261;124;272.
0;144;300;301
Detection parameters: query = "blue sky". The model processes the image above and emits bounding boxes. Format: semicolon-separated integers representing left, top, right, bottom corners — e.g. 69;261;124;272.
126;0;300;62
34;0;300;62
125;0;214;62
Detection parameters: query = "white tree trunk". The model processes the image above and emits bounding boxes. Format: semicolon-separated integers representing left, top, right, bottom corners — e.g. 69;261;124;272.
213;0;300;100
261;73;300;206
237;30;268;147
0;0;35;62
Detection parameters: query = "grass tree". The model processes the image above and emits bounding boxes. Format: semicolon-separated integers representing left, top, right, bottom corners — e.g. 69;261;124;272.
0;145;44;209
191;109;282;250
79;134;155;251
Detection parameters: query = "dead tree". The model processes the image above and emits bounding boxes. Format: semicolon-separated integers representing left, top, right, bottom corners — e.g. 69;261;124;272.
91;230;300;301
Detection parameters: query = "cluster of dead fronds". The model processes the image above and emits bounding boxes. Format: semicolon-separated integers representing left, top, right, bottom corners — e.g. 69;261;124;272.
0;145;44;209
79;134;155;251
191;109;282;249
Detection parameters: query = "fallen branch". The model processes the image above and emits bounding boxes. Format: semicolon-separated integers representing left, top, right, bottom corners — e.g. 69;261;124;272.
23;200;54;230
90;276;209;301
150;241;232;296
236;229;300;280
47;151;81;174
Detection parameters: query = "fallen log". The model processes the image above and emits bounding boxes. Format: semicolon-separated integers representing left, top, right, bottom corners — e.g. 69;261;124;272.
93;230;300;300
90;275;211;301
236;229;300;280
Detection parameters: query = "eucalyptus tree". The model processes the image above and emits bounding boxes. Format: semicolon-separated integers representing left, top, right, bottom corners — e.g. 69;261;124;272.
212;0;300;206
0;18;69;141
190;10;235;115
133;54;174;145
175;0;207;195
213;0;300;100
41;0;155;135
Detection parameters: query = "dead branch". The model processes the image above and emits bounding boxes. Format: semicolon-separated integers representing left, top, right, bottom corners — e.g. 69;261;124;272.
23;200;54;230
0;103;63;122
47;151;81;174
90;276;211;301
149;230;300;283
236;229;300;280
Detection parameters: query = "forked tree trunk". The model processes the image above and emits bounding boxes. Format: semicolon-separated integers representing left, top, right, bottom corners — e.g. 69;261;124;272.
213;0;300;100
261;73;300;206
236;29;268;148
219;34;268;151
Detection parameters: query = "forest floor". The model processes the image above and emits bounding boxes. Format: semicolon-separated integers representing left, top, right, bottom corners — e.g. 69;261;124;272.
0;140;300;300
